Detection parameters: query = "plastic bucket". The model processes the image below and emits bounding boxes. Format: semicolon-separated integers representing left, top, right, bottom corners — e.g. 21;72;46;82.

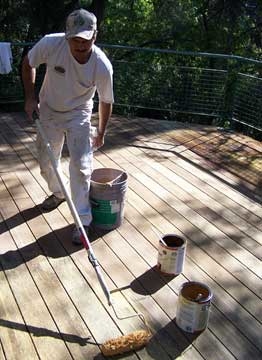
90;168;128;230
157;234;186;275
176;281;213;333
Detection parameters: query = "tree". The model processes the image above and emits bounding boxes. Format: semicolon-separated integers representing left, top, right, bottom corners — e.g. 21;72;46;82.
1;0;262;58
0;0;107;42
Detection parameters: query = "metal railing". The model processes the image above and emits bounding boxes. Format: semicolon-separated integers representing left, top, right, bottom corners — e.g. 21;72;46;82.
1;42;262;137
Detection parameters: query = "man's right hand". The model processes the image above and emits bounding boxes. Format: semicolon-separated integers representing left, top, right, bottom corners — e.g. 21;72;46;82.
24;98;39;122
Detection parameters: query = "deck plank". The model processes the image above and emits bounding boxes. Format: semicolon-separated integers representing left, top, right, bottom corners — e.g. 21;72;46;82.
132;116;261;196
121;205;262;359
125;144;262;236
118;144;261;249
0;243;39;360
13;196;104;360
0;112;262;360
94;141;262;357
0;202;73;360
119;116;262;209
98;132;262;294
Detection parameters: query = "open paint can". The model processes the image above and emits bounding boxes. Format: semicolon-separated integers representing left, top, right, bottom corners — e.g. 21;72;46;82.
176;281;213;333
157;234;186;275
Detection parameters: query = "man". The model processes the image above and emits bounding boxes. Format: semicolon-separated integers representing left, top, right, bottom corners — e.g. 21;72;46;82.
22;8;114;244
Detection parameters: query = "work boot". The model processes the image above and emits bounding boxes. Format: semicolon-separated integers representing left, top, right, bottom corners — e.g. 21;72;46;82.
72;225;89;245
41;194;65;211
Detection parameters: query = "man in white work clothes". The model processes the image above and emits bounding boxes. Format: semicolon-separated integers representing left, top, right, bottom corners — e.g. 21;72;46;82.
22;8;114;244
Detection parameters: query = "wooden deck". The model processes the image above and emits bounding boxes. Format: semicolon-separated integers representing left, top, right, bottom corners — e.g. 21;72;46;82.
0;111;261;360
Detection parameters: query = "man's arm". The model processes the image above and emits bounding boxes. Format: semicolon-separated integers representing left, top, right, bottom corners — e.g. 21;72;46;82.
98;101;112;136
94;101;112;149
22;54;39;120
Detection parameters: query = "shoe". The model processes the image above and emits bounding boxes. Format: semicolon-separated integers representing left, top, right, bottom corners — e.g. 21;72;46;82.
41;194;65;211
72;225;89;245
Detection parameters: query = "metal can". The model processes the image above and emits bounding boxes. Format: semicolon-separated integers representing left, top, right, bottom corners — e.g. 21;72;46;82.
176;281;213;333
157;234;186;275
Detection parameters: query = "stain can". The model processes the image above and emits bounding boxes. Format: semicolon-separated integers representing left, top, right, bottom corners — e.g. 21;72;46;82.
176;281;213;333
157;234;186;275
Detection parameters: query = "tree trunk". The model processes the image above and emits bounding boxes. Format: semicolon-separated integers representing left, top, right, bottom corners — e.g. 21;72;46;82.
89;0;107;28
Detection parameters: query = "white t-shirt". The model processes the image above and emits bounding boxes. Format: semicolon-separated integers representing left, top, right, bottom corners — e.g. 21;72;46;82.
28;33;114;112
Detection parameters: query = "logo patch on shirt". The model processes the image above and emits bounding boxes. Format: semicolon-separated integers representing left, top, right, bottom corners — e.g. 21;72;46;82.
54;66;65;74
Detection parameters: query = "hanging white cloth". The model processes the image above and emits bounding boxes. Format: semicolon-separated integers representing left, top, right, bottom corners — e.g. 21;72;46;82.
0;42;12;74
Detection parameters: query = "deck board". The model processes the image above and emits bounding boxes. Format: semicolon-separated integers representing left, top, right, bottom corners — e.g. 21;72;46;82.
0;111;261;360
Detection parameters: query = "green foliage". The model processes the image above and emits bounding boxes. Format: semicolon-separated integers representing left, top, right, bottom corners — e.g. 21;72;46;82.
1;0;262;59
0;0;95;42
0;0;30;41
100;0;262;59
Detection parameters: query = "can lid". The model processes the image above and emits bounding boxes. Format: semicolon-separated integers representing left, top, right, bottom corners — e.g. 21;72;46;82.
180;281;213;303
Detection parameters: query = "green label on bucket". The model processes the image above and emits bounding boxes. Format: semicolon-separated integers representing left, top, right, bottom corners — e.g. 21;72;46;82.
91;199;119;225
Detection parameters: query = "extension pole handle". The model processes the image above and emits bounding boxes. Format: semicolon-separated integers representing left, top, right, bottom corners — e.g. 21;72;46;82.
95;266;112;305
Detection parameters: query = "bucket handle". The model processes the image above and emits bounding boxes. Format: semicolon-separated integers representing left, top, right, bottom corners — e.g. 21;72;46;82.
92;172;125;187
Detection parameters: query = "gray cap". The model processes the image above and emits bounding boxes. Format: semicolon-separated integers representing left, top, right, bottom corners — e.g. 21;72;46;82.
65;9;97;40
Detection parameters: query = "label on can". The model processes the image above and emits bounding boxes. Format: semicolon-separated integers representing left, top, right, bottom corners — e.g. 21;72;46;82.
158;246;185;274
176;282;212;333
91;199;119;225
176;297;210;332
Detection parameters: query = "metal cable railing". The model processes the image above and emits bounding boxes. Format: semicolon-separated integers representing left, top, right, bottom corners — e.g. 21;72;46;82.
232;73;262;131
0;43;262;135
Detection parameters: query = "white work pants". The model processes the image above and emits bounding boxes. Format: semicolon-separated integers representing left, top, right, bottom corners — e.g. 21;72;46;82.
37;104;94;226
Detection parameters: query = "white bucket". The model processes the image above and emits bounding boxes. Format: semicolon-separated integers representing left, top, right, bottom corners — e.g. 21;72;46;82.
90;168;128;230
157;234;186;275
176;281;213;333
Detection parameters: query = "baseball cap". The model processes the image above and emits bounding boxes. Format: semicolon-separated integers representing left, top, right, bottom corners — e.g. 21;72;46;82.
65;9;97;40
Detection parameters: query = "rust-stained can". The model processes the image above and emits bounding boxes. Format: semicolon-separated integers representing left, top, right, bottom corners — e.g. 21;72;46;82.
176;281;213;333
157;234;186;275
